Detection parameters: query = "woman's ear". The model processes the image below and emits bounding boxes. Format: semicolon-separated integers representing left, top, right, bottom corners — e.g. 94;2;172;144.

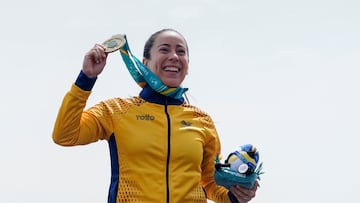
142;58;148;66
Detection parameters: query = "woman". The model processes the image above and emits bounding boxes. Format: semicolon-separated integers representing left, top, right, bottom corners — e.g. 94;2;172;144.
52;29;258;203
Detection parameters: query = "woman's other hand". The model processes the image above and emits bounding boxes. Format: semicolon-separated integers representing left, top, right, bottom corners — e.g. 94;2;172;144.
229;181;259;203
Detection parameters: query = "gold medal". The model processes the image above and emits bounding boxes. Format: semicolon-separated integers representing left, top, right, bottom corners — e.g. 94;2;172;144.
102;34;126;53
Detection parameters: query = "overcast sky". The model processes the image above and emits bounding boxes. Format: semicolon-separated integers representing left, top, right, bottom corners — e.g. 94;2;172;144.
1;0;359;202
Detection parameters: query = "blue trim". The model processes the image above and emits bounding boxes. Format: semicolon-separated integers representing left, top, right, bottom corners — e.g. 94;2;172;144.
164;100;171;203
75;70;97;91
107;134;119;203
139;85;184;105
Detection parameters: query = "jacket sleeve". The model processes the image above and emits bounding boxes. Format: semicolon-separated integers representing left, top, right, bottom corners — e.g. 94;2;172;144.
200;115;232;203
52;71;110;146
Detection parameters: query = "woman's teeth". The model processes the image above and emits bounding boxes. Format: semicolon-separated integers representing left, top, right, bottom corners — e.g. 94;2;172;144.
164;67;179;72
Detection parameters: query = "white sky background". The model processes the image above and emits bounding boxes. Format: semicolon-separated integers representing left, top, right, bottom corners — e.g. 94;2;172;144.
1;0;359;202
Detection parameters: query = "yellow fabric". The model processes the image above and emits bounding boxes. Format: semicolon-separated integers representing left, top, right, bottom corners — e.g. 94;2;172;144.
52;84;231;203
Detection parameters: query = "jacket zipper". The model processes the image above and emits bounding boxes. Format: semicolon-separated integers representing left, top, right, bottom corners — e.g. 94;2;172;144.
164;98;171;203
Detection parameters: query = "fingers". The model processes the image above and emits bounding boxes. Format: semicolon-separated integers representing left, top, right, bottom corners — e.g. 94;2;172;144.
230;184;258;203
82;44;108;78
90;44;107;64
254;180;260;188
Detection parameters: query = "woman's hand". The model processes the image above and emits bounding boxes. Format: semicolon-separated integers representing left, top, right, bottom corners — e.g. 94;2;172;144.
229;181;259;203
82;44;108;78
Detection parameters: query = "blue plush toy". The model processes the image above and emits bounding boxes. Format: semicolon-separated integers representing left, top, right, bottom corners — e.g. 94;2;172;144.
214;144;263;189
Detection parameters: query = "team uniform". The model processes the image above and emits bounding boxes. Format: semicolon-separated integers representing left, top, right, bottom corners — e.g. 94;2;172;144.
53;71;232;203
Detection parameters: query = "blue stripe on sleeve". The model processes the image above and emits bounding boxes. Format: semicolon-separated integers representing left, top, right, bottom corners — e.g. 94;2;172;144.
75;70;97;91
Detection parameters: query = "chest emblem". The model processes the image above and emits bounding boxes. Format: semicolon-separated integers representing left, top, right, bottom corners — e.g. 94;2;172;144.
181;120;192;127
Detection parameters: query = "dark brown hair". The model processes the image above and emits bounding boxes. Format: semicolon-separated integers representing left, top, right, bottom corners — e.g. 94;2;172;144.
143;28;189;59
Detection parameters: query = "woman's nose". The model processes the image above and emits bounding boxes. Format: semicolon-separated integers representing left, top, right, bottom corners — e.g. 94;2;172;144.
169;51;179;61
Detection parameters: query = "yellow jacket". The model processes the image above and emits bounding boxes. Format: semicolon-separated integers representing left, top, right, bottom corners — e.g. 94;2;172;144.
53;72;231;203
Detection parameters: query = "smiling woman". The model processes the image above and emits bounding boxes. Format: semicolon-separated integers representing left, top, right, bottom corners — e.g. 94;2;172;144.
142;29;189;88
52;28;259;203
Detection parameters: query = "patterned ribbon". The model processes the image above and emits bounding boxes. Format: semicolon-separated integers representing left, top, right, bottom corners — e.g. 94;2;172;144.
118;35;188;99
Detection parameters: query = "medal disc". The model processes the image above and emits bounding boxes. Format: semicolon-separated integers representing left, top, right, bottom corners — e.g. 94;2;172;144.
102;34;126;53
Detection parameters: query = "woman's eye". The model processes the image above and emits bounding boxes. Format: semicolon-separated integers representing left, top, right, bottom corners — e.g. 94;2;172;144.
160;48;168;52
177;50;186;55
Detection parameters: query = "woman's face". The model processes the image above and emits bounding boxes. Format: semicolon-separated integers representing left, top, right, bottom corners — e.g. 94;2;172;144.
143;31;189;87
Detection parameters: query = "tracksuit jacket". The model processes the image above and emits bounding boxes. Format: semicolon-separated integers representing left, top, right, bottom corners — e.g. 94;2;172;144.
52;71;234;203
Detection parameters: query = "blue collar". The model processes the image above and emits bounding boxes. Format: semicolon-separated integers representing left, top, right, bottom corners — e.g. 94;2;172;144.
139;85;185;105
